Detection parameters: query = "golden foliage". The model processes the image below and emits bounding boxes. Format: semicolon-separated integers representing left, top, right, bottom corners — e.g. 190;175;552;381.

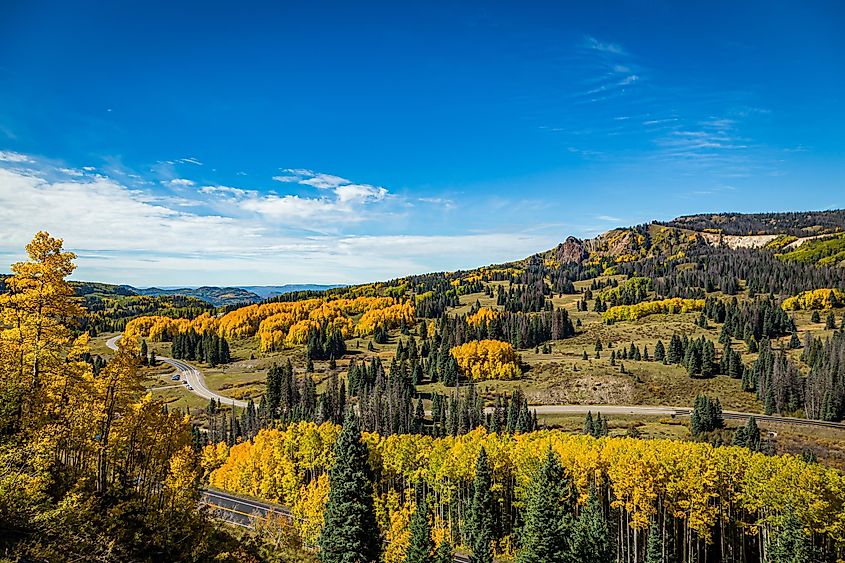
208;423;845;556
126;296;413;352
449;339;521;380
782;289;845;311
466;307;500;326
602;298;705;322
356;302;415;336
0;232;196;515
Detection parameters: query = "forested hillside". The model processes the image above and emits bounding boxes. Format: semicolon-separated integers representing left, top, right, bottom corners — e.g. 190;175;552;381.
98;209;845;562
5;210;845;562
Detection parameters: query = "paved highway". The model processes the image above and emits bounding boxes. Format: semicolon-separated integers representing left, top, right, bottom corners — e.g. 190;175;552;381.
201;489;471;562
106;334;845;430
523;404;845;430
106;335;248;408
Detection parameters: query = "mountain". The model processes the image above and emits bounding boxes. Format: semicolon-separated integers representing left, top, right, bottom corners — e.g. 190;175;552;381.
239;284;344;299
133;286;263;307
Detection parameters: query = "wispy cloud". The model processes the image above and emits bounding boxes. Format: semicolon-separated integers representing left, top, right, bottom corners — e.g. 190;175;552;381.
582;35;626;56
167;178;196;187
0;150;33;163
0;153;558;285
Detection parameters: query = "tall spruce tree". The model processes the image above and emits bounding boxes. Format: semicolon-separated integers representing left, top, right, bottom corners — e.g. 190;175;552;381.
645;519;663;563
516;448;575;563
571;485;612;563
405;494;434;563
769;510;813;563
468;447;494;563
434;541;453;563
318;410;380;563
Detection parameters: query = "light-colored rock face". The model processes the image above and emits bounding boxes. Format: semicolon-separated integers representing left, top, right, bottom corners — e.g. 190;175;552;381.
697;232;829;250
698;232;780;249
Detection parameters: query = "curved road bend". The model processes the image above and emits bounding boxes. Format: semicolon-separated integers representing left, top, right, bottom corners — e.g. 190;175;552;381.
106;335;845;429
106;335;248;408
201;489;472;562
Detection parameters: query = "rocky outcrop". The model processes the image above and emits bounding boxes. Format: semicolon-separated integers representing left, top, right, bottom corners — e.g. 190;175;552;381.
554;236;589;264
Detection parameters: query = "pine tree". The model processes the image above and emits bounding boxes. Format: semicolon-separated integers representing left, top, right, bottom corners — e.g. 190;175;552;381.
434;541;453;563
571;485;612;563
583;411;594;435
655;338;669;361
516;448;574;563
318;410;381;563
645;518;663;563
405;494;434;563
468;447;494;563
769;510;812;563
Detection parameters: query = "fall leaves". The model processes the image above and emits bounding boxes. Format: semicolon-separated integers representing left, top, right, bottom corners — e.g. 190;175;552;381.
450;339;522;380
602;297;705;323
124;296;415;352
205;422;845;557
781;288;845;311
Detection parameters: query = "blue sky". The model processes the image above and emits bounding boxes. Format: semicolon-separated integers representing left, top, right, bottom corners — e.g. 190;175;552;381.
0;1;843;285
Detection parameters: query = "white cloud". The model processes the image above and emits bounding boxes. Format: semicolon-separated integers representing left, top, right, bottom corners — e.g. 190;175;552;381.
583;35;626;55
0;154;557;285
0;150;33;163
58;167;86;177
167;178;196;187
597;215;622;222
199;185;251;198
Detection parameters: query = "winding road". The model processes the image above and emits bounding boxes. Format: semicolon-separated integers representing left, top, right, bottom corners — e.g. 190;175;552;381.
106;335;845;430
106;335;247;408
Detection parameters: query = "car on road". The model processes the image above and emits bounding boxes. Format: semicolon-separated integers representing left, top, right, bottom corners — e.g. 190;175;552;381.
187;385;194;391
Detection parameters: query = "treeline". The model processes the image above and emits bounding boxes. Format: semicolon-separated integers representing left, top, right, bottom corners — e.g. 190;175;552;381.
496;280;549;313
741;334;845;421
171;328;231;366
618;246;845;298
705;295;794;346
442;307;575;350
207;419;845;563
80;294;212;335
657;210;845;236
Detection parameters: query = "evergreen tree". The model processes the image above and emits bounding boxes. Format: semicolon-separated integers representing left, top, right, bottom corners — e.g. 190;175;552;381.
571;485;613;563
768;510;813;563
433;541;453;563
583;411;594;435
405;494;434;563
645;519;663;563
318;410;381;563
468;447;494;563
516;448;574;563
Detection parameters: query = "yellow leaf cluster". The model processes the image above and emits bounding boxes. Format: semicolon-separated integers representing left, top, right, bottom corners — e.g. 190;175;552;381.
782;289;845;311
466;307;500;326
603;298;705;322
450;339;521;380
209;424;845;554
126;296;410;352
356;302;415;336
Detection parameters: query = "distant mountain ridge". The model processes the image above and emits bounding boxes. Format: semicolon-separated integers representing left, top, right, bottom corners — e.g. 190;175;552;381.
66;282;343;307
132;286;263;307
239;284;344;299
